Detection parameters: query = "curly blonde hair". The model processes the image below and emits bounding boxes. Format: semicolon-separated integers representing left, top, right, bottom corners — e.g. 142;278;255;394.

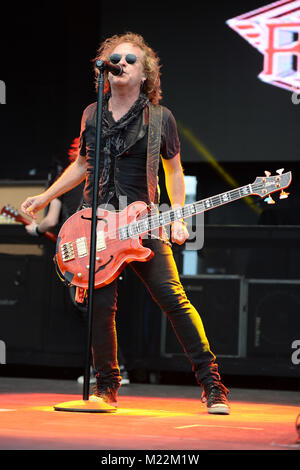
94;32;162;104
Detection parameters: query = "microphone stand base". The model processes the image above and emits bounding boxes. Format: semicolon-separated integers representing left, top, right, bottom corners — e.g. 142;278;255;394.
53;399;117;413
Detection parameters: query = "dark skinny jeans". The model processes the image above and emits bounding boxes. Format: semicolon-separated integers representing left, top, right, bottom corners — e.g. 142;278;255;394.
91;238;220;391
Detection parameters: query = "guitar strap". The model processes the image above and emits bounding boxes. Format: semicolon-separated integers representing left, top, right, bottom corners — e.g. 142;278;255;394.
144;102;171;244
146;102;163;205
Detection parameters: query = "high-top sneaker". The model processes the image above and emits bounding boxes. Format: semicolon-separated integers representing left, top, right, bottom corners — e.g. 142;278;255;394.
90;383;119;409
201;382;230;415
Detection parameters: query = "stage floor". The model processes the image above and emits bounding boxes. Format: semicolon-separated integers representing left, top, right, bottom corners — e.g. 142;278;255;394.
0;377;299;451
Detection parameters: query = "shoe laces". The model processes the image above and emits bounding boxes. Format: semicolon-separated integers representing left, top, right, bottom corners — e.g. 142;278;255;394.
201;383;229;403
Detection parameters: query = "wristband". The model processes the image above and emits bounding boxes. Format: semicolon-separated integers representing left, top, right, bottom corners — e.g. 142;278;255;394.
34;225;42;237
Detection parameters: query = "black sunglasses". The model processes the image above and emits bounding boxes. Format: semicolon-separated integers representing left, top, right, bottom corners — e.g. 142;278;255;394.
109;53;138;65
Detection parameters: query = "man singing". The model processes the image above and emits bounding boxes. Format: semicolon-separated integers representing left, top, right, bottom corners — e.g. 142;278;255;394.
21;32;230;414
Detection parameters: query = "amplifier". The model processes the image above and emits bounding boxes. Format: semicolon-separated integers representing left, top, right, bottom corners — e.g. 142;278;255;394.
160;275;247;358
246;279;300;359
0;252;86;367
0;253;46;354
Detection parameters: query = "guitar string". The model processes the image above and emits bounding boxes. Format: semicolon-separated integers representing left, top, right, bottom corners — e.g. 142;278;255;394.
102;181;277;240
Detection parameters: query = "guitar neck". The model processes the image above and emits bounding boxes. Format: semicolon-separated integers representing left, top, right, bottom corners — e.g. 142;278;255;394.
119;183;253;239
1;207;58;243
19;215;58;243
170;183;253;223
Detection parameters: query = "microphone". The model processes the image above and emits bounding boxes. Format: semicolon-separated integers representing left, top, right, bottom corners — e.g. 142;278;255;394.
95;60;123;76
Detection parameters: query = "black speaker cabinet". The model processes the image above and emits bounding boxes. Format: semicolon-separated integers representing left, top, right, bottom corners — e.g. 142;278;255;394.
42;262;86;366
0;252;86;367
247;279;300;359
160;275;247;358
0;253;46;358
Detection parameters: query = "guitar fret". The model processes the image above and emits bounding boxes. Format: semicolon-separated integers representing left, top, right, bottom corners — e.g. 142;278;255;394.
182;204;195;218
230;190;239;200
195;201;204;212
211;195;220;206
169;212;175;222
150;214;159;229
119;226;129;240
162;212;171;224
174;208;183;220
137;219;149;232
128;224;137;236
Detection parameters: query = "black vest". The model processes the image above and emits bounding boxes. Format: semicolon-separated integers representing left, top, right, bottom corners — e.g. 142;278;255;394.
82;102;163;208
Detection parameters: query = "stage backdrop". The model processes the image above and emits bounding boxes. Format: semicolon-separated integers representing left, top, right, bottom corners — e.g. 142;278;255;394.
100;0;300;165
1;0;299;181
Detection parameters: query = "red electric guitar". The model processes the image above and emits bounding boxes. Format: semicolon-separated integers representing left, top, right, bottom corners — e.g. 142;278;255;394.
0;205;57;243
55;170;292;290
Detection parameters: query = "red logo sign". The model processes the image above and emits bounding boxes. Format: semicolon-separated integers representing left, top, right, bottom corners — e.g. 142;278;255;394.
227;0;300;92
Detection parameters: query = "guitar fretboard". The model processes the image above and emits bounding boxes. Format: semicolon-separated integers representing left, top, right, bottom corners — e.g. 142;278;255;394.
118;184;253;240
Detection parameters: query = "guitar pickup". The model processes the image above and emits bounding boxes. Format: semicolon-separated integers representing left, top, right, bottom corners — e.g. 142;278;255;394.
61;242;75;262
96;231;106;251
76;237;88;258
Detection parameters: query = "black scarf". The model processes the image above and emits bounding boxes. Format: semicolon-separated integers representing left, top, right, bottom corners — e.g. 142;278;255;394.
99;92;149;204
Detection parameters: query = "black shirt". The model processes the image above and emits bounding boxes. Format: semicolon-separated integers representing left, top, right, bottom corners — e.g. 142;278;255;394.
79;101;180;209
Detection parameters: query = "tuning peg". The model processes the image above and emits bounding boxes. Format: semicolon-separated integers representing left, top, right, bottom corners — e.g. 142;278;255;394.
264;171;271;177
279;190;289;199
264;195;275;204
276;168;284;175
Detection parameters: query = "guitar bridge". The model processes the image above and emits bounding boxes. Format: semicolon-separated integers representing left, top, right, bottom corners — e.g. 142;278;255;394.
61;242;75;262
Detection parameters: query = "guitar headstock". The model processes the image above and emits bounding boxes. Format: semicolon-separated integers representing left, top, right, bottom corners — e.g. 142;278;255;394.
252;169;292;203
0;205;20;223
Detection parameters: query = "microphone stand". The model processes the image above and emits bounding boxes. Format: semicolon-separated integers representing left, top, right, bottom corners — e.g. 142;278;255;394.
54;60;116;412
